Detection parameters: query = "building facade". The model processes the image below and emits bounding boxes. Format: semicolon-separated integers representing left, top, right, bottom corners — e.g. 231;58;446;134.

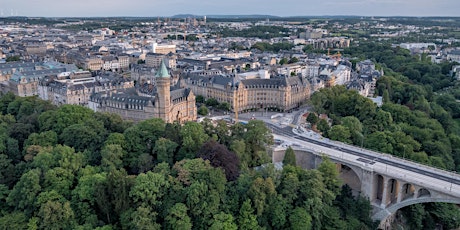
182;72;310;112
89;61;196;123
39;72;134;106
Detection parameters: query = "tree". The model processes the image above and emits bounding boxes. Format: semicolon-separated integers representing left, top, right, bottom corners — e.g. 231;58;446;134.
205;98;219;107
38;199;76;230
283;147;296;166
198;140;240;181
6;56;20;62
101;144;125;172
197;105;208;116
24;130;58;149
243;120;273;167
131;171;169;207
289;207;312;230
129;206;161;229
248;177;276;217
214;120;232;146
217;102;231;111
177;122;209;161
60;124;102;153
0;212;29;229
123;118;165;173
165;203;192;230
230;139;248;168
7;168;42;214
279;58;288;65
195;95;205;104
38;105;100;135
153;138;178;166
43;167;74;198
0;154;15;187
173;158;227;228
288;57;299;64
327;125;351;143
341;116;363;144
210;212;237;230
306;113;319;125
317;119;330;134
95;112;131;133
318;156;341;197
238;199;260;230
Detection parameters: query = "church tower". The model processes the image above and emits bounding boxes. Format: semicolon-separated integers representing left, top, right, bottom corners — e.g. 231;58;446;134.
156;60;171;122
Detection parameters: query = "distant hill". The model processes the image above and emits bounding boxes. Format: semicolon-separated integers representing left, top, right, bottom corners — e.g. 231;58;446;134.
171;14;280;19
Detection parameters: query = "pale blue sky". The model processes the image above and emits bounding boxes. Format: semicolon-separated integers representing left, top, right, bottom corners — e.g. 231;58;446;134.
2;0;459;17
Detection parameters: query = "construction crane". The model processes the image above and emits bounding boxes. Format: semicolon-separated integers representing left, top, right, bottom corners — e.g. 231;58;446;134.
328;48;342;60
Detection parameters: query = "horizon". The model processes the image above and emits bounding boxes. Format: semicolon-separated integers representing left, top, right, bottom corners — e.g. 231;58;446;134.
2;0;459;18
2;14;460;19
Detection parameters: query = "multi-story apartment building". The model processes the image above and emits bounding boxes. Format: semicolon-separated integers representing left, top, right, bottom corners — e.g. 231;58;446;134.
85;55;130;71
118;55;130;70
145;53;165;67
333;64;352;85
447;50;460;63
145;53;177;70
310;37;351;50
152;43;176;54
85;58;103;71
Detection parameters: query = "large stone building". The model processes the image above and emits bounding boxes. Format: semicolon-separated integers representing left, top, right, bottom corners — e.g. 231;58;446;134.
182;72;310;112
38;72;134;106
145;53;177;70
89;61;196;123
152;43;176;55
0;61;79;97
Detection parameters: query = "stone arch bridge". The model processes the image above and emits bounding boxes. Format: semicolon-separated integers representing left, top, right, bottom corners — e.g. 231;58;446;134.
270;128;460;229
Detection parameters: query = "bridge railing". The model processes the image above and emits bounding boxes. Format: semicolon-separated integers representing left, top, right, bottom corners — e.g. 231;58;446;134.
273;137;460;196
329;138;460;179
291;126;460;180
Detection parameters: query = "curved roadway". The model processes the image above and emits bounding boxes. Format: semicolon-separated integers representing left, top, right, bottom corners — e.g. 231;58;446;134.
267;123;460;186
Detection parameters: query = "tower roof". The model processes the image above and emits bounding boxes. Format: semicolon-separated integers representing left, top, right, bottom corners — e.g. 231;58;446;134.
155;60;170;78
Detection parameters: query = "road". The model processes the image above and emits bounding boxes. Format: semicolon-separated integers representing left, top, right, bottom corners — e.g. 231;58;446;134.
267;123;460;186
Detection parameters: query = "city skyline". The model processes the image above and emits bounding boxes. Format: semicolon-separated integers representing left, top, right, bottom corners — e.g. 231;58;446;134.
2;0;459;18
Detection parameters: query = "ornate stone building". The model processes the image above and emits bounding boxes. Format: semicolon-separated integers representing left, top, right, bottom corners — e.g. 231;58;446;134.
89;61;196;123
182;72;310;112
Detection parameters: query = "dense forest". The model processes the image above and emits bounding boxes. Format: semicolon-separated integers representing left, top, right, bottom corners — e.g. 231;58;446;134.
307;41;460;229
0;93;376;229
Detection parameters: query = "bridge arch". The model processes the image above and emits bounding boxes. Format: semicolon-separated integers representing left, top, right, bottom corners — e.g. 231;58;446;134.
386;178;399;205
374;174;385;203
337;164;362;196
401;183;415;201
417;188;431;198
373;197;460;222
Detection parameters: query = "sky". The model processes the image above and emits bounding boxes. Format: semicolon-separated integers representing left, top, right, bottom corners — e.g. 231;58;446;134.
2;0;459;17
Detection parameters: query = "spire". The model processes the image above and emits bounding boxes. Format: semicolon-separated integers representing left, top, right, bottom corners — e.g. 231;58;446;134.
155;60;170;78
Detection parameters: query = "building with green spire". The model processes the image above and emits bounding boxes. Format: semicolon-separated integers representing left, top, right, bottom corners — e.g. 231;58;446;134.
89;60;196;123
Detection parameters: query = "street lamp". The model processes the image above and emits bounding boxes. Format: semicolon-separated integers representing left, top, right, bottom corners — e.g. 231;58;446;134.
402;144;406;159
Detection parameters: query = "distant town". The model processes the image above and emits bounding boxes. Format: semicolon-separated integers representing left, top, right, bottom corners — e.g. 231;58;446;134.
1;15;460;230
0;16;458;123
